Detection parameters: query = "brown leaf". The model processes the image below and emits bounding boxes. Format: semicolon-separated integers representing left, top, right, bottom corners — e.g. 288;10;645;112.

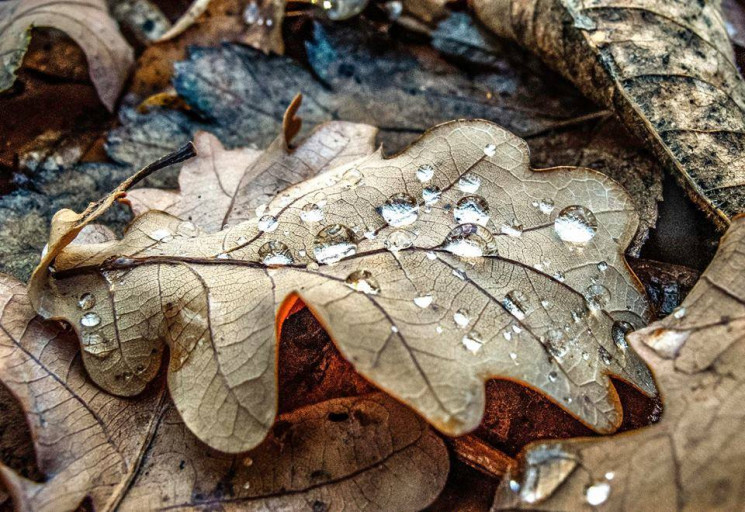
472;0;745;227
0;0;134;111
28;119;658;455
491;214;745;511
127;113;379;232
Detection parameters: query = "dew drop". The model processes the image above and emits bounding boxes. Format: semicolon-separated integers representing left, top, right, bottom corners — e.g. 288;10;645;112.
243;1;259;23
78;293;95;310
509;351;517;361
341;168;363;188
458;173;481;193
426;250;437;260
585;284;611;311
502;290;529;320
585;481;611;506
258;215;278;233
150;228;172;241
384;229;415;252
414;295;433;308
453;309;470;328
255;203;267;217
442;224;497;258
673;307;686;319
236;235;248;245
259;241;294;266
422;185;442;205
379;193;419;227
81;332;111;358
597;261;609;272
391;325;399;333
300;203;324;223
243;456;253;467
500;220;523;237
436;325;443;334
548;370;558;382
452;268;467;280
483;143;497;157
536;198;555;215
454;195;490;226
599;346;613;365
216;253;230;260
243;481;251;490
313;224;357;264
462;331;483;353
554;205;598;245
345;270;380;295
416;164;434;183
611;320;633;350
80;312;101;328
319;0;368;20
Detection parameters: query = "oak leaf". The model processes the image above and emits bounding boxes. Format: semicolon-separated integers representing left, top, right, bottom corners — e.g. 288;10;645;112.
491;214;745;511
29;119;656;454
472;0;745;227
0;271;448;512
0;0;134;111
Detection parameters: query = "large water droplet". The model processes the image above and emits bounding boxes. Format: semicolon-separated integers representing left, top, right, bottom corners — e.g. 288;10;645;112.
453;309;470;328
313;224;357;264
554;205;598;245
80;312;101;328
462;331;483;353
78;293;95;310
384;229;415;252
454;195;490;226
81;332;112;359
345;270;380;295
502;290;529;320
585;284;611;311
416;164;434;183
458;173;481;193
258;241;294;266
414;295;433;308
611;320;632;350
422;185;442;205
585;481;611;506
258;215;279;233
300;203;324;223
379;193;419;227
516;444;578;504
442;224;497;258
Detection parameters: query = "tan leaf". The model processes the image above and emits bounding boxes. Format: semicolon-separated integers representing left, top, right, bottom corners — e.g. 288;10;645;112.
0;0;134;111
472;0;745;227
0;272;448;511
491;214;745;511
29;119;656;454
127;119;378;232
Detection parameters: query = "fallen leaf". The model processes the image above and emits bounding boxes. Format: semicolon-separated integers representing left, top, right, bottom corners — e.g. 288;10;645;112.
0;0;134;110
0;271;448;511
472;0;745;227
491;214;745;511
30;119;656;455
127;101;378;231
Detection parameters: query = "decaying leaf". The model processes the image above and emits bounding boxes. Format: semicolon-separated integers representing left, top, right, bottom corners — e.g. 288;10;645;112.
0;0;134;110
0;270;448;511
492;214;745;511
127;108;378;231
29;119;656;456
472;0;745;227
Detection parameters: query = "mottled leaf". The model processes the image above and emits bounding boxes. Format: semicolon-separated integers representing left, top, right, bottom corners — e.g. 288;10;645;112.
473;0;745;226
29;120;656;455
492;214;745;511
0;0;133;110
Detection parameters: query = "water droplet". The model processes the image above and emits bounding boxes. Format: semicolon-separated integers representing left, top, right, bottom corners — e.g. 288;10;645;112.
458;173;481;193
243;456;253;467
313;224;357;264
500;220;523;237
462;331;483;353
436;325;443;334
454;195;490;226
150;228;172;241
426;251;437;260
78;293;95;310
611;320;633;350
80;312;101;328
243;481;251;490
585;481;611;506
319;0;368;20
509;351;518;361
452;268;467;280
673;307;686;319
554;205;598;245
341;168;363;188
548;371;558;382
259;241;294;266
384;229;415;252
599;346;613;365
416;164;434;183
255;203;267;217
391;325;399;333
605;471;615;480
216;253;230;260
442;224;497;258
503;331;512;341
585;284;611;311
379;193;419;227
300;203;324;223
345;270;380;295
81;332;111;358
597;261;609;272
552;271;566;282
536;198;555;215
483;143;497;157
546;328;567;358
243;1;259;23
236;235;248;245
502;290;529;320
422;185;442;205
258;215;278;233
516;444;577;504
453;309;470;328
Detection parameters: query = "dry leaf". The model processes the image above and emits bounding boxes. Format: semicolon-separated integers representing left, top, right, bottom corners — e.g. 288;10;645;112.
0;0;134;110
29;119;657;455
491;214;745;511
0;272;448;511
127;109;378;232
472;0;745;227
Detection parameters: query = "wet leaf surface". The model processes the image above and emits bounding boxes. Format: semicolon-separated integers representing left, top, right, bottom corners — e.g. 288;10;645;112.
473;0;745;226
29;120;656;454
492;215;745;511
